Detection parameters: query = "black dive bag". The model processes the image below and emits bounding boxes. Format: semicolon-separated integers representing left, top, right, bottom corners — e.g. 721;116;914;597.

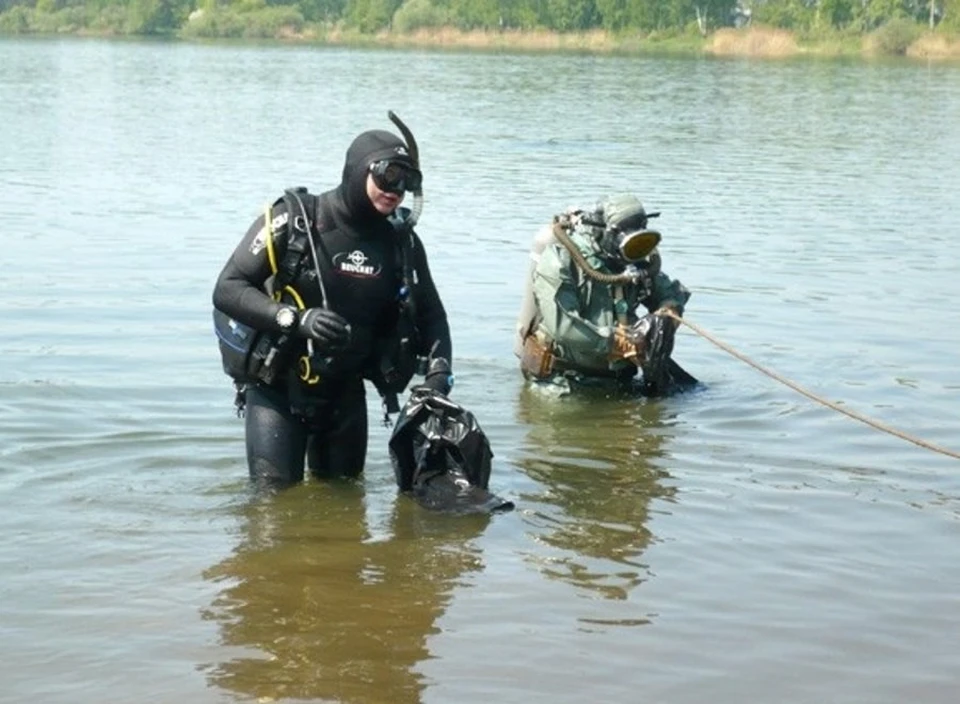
388;388;514;514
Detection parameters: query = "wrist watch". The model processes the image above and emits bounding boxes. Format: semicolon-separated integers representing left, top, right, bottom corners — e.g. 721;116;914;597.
275;306;297;331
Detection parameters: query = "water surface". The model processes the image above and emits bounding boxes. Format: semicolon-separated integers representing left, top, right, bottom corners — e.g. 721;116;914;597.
2;37;959;704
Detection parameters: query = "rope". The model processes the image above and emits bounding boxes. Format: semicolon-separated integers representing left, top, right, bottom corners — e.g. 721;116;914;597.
662;310;960;461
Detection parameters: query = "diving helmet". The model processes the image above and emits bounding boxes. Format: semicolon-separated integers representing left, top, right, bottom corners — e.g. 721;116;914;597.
598;193;661;263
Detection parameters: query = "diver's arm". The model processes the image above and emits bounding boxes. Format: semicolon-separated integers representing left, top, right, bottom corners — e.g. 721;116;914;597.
410;233;453;364
642;267;691;316
212;208;291;333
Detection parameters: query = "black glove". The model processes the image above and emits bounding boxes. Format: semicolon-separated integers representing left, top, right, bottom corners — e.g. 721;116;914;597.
297;308;351;351
420;357;453;396
634;311;676;395
654;302;682;328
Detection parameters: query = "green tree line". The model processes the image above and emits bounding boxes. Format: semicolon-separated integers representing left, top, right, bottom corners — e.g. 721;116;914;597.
0;0;956;39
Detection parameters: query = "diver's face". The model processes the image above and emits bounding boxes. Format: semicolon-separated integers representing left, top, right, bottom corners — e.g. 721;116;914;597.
366;173;404;214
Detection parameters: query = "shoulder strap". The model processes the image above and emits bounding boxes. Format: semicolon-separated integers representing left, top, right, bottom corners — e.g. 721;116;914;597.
262;187;330;298
273;188;314;291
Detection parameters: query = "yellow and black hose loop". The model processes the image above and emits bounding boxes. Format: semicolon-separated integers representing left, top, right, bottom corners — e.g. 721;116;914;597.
274;285;305;311
298;355;320;385
270;284;320;385
264;204;279;275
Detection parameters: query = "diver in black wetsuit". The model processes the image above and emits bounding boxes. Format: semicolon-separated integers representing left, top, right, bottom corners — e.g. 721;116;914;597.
212;117;453;488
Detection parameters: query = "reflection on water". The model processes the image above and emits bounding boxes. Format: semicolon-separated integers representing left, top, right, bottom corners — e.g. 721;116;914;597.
201;482;490;703
514;385;677;604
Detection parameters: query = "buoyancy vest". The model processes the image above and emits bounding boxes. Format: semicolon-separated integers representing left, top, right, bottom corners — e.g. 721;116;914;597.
214;188;420;411
213;189;315;387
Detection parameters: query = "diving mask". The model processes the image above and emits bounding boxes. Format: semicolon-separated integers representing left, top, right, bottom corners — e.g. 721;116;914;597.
597;193;662;263
369;159;423;195
600;225;661;263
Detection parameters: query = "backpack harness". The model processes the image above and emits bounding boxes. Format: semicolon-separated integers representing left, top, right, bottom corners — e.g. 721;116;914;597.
214;187;419;419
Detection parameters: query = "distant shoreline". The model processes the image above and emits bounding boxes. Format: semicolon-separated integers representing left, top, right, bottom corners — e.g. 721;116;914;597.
304;26;960;62
3;23;960;62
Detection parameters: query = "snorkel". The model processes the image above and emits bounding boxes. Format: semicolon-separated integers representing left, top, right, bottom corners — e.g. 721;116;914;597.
387;110;423;228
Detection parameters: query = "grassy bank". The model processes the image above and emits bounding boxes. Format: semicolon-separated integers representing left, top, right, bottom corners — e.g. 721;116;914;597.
312;25;960;61
2;5;959;62
708;24;960;59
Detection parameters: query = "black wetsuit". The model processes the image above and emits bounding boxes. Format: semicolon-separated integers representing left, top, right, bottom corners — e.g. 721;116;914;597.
212;130;451;486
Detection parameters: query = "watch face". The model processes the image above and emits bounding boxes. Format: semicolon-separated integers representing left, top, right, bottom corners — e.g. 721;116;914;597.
276;308;296;329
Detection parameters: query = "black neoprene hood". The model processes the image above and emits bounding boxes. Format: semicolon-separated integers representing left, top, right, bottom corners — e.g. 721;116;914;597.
339;129;414;222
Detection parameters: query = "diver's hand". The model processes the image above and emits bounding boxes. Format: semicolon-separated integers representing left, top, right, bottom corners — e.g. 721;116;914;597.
421;372;452;396
419;357;454;396
610;325;640;362
625;314;659;358
297;308;351;350
654;303;682;327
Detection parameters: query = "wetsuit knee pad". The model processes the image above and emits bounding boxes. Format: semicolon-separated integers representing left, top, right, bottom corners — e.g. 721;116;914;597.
249;457;296;490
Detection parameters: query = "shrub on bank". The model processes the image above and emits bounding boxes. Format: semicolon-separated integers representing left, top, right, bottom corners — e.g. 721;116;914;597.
753;0;816;31
179;6;305;39
392;0;455;33
0;2;188;35
867;17;922;55
23;6;86;33
0;6;30;33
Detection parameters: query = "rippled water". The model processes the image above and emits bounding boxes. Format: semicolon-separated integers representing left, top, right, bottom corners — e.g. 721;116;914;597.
2;37;960;704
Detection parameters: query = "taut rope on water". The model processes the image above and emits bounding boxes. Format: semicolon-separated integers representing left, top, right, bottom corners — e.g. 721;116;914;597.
662;310;960;461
